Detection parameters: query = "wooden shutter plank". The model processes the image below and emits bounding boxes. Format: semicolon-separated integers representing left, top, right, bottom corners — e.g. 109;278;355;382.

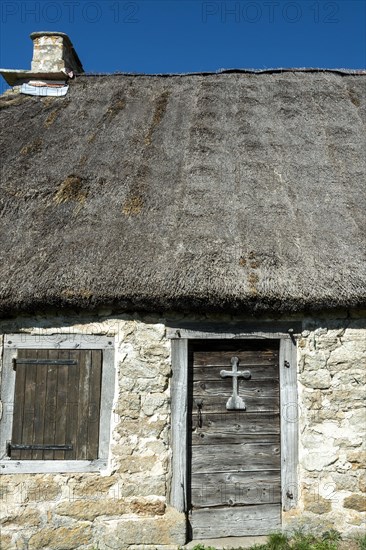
21;349;38;459
76;350;91;460
86;350;102;459
66;350;79;460
43;350;59;460
11;350;28;460
54;350;69;459
33;349;48;459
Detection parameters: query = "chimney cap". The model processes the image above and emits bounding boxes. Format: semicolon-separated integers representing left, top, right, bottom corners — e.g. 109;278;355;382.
30;31;74;44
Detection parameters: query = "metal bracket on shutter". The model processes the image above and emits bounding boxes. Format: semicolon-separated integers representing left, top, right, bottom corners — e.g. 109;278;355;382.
12;358;77;370
287;328;296;345
284;360;290;368
7;443;73;456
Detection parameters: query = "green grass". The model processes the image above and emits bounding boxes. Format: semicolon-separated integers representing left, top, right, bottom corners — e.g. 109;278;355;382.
191;529;365;550
357;534;366;550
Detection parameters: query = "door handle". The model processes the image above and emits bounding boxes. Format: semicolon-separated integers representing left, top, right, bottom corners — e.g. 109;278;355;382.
195;399;203;429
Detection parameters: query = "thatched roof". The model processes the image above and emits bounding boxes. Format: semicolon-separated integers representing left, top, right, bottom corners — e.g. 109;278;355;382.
0;71;365;316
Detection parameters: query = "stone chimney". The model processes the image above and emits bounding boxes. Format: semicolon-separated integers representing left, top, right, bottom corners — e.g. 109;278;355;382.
0;31;83;88
30;32;84;75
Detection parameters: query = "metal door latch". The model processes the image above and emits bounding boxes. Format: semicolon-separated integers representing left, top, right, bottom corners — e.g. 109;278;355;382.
195;399;203;428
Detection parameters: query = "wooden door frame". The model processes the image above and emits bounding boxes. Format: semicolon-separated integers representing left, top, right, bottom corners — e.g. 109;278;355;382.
168;322;300;529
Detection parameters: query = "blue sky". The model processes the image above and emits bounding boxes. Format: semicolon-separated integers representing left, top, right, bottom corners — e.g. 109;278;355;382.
0;0;365;93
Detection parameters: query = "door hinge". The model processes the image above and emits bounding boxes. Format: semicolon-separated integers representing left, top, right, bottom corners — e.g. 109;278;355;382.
7;443;73;456
12;358;77;370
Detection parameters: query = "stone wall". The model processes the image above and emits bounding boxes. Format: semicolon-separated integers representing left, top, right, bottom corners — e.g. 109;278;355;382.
0;316;186;549
284;315;366;536
0;312;365;548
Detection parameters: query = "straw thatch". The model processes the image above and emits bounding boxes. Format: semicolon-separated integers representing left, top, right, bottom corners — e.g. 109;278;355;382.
0;71;365;315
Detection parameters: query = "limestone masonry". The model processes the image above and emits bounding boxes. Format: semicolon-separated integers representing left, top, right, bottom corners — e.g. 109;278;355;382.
0;312;365;549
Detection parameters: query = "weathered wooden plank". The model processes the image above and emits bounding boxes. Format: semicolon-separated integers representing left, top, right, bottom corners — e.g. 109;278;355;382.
22;349;39;459
54;350;69;459
191;412;280;444
66;351;79;460
87;350;102;459
193;379;279;399
190;395;279;413
193;378;279;412
170;339;188;512
190;503;281;539
0;459;108;474
11;351;28;459
167;321;302;339
0;349;16;461
43;350;59;460
192;441;280;473
76;350;91;460
98;348;115;460
193;363;279;381
280;338;299;510
4;334;114;350
191;471;281;507
193;351;278;368
33;349;48;459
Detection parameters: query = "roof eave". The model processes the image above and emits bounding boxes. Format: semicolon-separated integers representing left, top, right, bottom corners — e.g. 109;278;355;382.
0;69;68;86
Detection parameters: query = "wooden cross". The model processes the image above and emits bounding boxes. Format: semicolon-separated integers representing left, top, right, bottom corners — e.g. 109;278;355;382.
220;356;251;410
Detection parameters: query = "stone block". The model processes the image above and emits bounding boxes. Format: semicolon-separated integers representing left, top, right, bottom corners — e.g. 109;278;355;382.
25;477;61;503
343;494;366;512
301;433;339;471
347;451;366;467
56;498;165;521
342;327;366;341
331;473;358;492
328;345;366;368
359;476;366;492
67;474;116;499
116;454;167;475
1;508;41;526
303;493;332;514
303;353;328;371
115;474;166;497
99;506;186;548
117;418;166;439
121;375;169;393
0;534;13;550
28;524;92;550
300;369;331;389
142;393;169;416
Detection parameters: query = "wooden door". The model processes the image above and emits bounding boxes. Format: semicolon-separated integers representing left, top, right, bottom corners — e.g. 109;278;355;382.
188;340;281;539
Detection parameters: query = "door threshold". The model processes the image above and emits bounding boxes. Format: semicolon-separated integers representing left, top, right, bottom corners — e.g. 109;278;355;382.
184;535;269;549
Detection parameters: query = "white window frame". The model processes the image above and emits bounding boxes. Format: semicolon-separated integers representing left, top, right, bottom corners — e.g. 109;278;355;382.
0;333;115;474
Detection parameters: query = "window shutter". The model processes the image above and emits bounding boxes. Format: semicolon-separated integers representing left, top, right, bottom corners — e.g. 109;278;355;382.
10;349;102;460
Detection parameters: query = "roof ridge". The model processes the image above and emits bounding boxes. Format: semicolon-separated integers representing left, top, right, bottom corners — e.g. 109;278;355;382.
74;68;366;78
